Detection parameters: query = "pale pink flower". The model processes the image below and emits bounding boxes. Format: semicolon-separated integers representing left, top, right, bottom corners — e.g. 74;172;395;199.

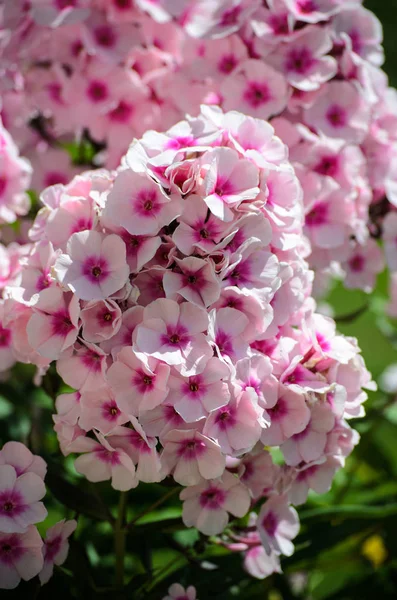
257;495;299;556
55;230;129;301
103;169;183;235
304;81;370;143
269;26;337;91
80;299;122;343
208;307;250;361
289;457;340;505
161;429;225;486
107;347;170;415
261;387;311;446
162;583;197;600
108;420;162;483
26;288;80;360
343;239;385;292
0;442;46;479
198;147;259;222
163;256;221;308
0;465;47;534
73;434;137;491
56;341;108;393
221;60;288;120
281;401;335;466
0;526;43;590
180;471;251;535
39;519;77;585
203;388;264;456
167;357;231;422
79;386;129;434
172;194;230;255
135;298;212;375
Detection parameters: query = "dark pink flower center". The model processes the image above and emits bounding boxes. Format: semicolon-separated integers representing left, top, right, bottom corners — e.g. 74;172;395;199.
87;80;108;103
348;254;365;272
267;398;288;421
199;486;226;509
0;535;24;564
0;176;7;196
108;101;134;123
314;155;338;177
215;406;236;430
286;47;314;74
44;534;62;561
179;439;206;459
215;330;234;356
218;54;238;74
82;256;109;283
306;202;328;227
102;400;120;422
220;6;241;26
269;14;290;35
113;0;132;9
262;510;278;536
96;448;120;465
94;25;116;48
0;326;11;347
297;0;317;14
326;105;347;128
244;82;270;108
52;310;74;337
45;171;69;187
0;490;24;518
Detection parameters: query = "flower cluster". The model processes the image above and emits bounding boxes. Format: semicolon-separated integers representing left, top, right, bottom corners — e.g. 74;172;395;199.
0;118;32;226
0;441;76;590
0;0;395;293
4;106;373;578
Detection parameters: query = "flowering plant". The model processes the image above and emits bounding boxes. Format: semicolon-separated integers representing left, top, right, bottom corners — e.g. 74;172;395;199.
1;1;397;599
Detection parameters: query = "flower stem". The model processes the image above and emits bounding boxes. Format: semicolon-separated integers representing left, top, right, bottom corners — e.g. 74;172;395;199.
128;487;179;528
114;491;128;588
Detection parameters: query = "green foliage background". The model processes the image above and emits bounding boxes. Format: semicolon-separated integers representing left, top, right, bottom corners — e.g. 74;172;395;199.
4;2;397;598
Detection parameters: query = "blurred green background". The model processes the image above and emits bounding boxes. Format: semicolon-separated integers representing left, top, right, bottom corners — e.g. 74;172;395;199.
3;1;397;599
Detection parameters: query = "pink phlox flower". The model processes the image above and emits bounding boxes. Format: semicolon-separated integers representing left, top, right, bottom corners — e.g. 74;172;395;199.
172;193;231;256
0;465;47;534
0;442;47;479
108;419;162;483
235;354;278;412
103;168;183;235
220;59;288;120
0;526;43;590
288;456;341;505
180;470;251;535
167;357;231;422
163;256;221;308
269;26;337;91
135;298;212;376
79;385;129;434
73;432;138;491
55;230;129;301
39;519;77;585
238;447;278;499
26;288;80;359
198;147;260;222
107;346;170;416
261;386;311;446
203;387;265;456
257;494;299;557
208;307;250;362
19;241;59;301
80;298;122;343
281;400;336;466
161;429;226;486
162;582;198;600
56;340;108;393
